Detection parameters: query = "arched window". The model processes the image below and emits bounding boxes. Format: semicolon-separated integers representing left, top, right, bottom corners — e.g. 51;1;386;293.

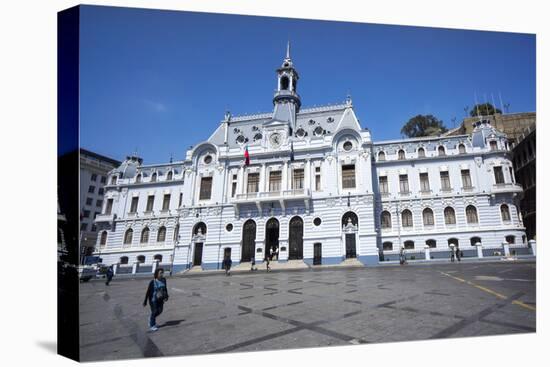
193;222;207;236
120;256;129;265
137;255;145;263
110;175;118;185
151;172;157;182
378;151;386;161
99;231;108;246
123;228;133;245
422;208;434;226
173;224;180;242
418;147;425;158
426;239;436;248
398;149;405;160
382;242;393;251
401;209;413;227
466;205;478;224
444;207;456;225
458;144;466;154
505;235;515;244
342;211;359;227
404;240;414;249
157;226;167;242
470;237;481;246
154;254;163;262
167;171;173;181
500;204;511;222
490;141;498;151
140;227;150;243
136;174;142;183
380;211;392;229
448;238;459;247
438;146;446;156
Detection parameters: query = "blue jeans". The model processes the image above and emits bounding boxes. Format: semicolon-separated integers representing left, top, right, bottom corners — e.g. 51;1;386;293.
149;300;164;327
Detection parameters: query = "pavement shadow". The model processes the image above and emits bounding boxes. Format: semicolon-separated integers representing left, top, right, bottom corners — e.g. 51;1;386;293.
36;340;57;354
159;319;186;328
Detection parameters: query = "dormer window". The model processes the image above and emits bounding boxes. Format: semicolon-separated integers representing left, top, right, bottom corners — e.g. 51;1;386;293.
313;126;324;137
135;174;142;183
490;141;498;151
110;175;117;185
166;171;173;181
151;172;157;182
378;151;386;161
398;149;406;160
438;146;446;156
458;144;466;154
418;147;425;158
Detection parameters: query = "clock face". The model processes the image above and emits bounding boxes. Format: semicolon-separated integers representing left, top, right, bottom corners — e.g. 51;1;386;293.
269;133;282;147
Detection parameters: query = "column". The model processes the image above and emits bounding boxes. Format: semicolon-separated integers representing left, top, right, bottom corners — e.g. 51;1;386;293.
424;245;430;261
528;240;536;256
132;262;139;274
260;163;266;193
476;242;483;258
502;242;510;257
238;165;245;195
282;160;288;191
305;159;311;193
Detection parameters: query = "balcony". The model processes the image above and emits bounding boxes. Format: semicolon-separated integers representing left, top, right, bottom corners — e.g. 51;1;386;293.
95;213;115;222
491;183;523;195
232;189;311;214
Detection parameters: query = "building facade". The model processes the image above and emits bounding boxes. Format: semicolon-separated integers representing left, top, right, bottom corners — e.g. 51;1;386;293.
94;48;530;273
80;149;120;260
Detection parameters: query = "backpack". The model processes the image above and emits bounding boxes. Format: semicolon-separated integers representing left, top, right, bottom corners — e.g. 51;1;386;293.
154;280;168;302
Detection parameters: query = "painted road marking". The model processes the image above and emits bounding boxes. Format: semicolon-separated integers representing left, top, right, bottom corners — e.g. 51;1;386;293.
440;271;535;311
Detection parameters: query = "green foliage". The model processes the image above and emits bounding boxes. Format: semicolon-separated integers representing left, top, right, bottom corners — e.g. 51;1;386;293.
400;114;447;138
469;103;502;117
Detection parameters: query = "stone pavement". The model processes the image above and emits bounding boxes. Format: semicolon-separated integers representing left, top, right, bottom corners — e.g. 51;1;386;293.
79;260;536;361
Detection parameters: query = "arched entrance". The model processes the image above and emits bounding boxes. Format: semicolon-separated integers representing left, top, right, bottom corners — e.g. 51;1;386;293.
242;219;256;262
192;222;207;266
342;212;358;258
289;216;303;260
265;218;280;260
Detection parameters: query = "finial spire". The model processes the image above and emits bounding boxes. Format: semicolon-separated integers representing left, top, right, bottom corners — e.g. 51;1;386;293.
286;40;291;59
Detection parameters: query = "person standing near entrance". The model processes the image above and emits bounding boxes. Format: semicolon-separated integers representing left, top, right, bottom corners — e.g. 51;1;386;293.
265;253;271;272
455;247;461;262
143;268;169;332
399;247;406;265
223;256;232;276
105;265;114;286
450;247;455;262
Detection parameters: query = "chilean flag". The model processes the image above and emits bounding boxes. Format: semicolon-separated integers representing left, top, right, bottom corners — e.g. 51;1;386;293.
244;145;250;166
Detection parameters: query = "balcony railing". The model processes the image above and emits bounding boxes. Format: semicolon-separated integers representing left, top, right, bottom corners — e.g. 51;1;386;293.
492;183;523;194
234;189;310;202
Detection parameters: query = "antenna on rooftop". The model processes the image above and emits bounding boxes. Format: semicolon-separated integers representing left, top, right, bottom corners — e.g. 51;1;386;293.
169;152;173;163
498;92;505;114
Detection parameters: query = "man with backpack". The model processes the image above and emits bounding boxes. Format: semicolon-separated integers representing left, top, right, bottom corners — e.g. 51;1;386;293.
142;268;169;332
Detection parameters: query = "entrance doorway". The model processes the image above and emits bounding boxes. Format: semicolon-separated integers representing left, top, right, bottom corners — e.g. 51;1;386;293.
289;216;303;260
342;211;358;259
313;243;322;265
345;234;356;258
241;219;256;262
265;218;280;260
193;243;203;266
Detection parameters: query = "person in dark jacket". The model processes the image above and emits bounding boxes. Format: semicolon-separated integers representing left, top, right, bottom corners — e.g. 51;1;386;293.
143;268;169;332
223;256;232;276
105;265;114;286
455;247;461;262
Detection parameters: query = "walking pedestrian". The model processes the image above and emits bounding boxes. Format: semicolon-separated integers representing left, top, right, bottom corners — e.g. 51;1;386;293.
250;258;256;272
455;247;461;262
223;255;232;276
105;265;114;286
399;247;406;265
450;247;455;262
265;254;271;272
143;268;169;332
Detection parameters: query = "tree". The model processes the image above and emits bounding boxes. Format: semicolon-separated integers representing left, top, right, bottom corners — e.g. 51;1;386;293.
469;103;502;117
400;114;447;138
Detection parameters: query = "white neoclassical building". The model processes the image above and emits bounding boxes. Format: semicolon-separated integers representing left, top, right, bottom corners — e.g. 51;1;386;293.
94;45;530;273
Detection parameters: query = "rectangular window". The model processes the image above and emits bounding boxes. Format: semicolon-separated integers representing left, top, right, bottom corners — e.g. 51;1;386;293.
105;199;113;215
83;210;90;218
98;188;104;195
91;224;97;232
315;166;321;191
96;199;103;208
100;176;107;184
231;174;238;197
199;177;213;200
342;165;356;189
269;171;282;192
292;169;304;190
508;167;514;183
88;185;95;193
419;173;430;192
80;223;88;231
379;176;388;193
461;169;472;188
130;197;139;213
399;174;409;193
146;195;154;212
247;173;260;193
440;171;451;190
494;166;505;184
91;173;97;181
85;197;93;206
162;194;171;211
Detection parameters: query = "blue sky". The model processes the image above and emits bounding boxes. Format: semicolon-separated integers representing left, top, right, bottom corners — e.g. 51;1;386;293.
79;5;536;164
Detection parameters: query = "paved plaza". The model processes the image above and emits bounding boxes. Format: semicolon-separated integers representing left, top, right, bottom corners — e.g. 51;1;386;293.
79;260;536;361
